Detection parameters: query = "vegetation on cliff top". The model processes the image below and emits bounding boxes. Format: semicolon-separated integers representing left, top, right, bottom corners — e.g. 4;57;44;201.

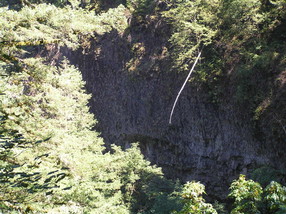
1;0;286;213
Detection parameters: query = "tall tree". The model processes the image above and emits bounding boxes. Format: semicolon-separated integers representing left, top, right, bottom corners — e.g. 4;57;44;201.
0;2;182;213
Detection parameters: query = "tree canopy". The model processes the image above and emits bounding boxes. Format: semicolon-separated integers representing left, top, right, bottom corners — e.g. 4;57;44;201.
0;2;179;213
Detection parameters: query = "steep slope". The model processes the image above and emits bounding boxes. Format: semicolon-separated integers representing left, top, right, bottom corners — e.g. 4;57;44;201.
64;9;286;199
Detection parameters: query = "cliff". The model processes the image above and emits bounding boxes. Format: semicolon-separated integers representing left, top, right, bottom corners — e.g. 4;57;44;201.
64;15;286;199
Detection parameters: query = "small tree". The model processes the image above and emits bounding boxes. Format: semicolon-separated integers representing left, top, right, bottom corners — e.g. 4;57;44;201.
264;181;286;214
229;174;263;214
175;181;217;214
163;0;221;70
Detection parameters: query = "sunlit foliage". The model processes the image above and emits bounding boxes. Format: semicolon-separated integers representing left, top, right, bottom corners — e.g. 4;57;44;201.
174;181;217;214
163;0;221;70
0;2;177;213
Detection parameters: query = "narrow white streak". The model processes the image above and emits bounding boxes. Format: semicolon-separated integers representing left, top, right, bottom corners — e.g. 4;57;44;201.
274;113;286;135
169;50;202;124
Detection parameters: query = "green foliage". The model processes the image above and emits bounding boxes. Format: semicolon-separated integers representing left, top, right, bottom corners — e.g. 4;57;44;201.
127;0;155;16
163;0;221;70
0;0;71;9
229;175;286;214
219;0;286;107
175;181;217;214
162;0;286;135
251;166;285;187
262;0;286;31
213;201;228;214
162;0;268;70
0;3;128;54
0;116;67;212
1;56;104;212
1;54;174;212
220;0;264;47
1;0;285;212
132;177;182;213
1;57;178;212
1;59;94;141
264;181;286;214
52;143;167;213
100;0;156;16
0;2;175;213
229;174;263;214
0;0;103;10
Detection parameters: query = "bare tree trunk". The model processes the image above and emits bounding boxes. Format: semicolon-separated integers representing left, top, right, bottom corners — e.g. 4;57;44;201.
169;50;202;124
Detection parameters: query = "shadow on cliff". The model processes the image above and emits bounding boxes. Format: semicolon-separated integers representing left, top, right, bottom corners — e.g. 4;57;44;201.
63;9;286;200
227;37;286;169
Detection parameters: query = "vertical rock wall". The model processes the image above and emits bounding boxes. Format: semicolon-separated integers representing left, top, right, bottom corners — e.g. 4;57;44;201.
64;23;285;198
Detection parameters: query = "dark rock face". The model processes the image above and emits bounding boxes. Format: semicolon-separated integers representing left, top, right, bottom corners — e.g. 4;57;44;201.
64;23;285;198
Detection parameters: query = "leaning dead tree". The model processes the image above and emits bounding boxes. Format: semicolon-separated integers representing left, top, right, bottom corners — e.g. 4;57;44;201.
169;50;202;124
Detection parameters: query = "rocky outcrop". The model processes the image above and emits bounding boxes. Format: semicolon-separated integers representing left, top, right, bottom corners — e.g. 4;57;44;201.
64;19;286;199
